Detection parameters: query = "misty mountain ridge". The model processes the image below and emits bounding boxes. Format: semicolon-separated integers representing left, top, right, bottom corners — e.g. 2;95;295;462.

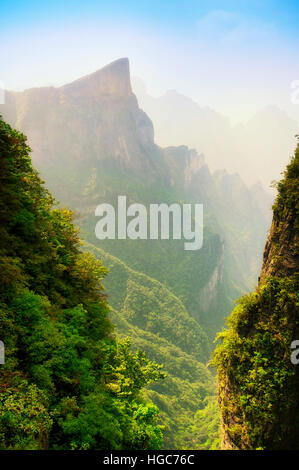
2;58;272;211
132;76;298;189
0;58;271;323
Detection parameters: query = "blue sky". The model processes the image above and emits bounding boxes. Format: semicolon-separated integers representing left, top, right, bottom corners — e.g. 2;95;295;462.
1;1;299;34
0;0;299;122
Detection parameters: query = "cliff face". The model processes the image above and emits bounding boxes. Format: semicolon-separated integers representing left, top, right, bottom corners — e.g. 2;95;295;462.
259;155;298;282
213;143;299;450
62;58;132;98
2;58;163;178
0;58;271;339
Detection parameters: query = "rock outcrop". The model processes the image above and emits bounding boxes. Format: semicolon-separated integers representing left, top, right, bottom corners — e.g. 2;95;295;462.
2;58;162;178
213;142;299;450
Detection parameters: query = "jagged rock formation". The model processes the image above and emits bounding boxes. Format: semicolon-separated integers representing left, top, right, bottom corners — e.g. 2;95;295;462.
213;143;299;450
2;58;166;179
63;57;132;98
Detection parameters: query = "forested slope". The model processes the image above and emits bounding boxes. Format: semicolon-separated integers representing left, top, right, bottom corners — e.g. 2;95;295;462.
85;243;220;448
0;118;164;450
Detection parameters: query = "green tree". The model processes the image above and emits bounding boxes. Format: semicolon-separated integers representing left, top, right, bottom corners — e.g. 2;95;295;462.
0;117;164;450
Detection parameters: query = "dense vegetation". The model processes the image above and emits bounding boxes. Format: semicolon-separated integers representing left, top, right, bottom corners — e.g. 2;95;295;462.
0;118;165;450
85;243;220;448
212;143;299;449
41;162;224;449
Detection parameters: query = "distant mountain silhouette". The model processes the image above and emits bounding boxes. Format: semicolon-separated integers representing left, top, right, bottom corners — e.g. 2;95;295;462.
132;77;298;188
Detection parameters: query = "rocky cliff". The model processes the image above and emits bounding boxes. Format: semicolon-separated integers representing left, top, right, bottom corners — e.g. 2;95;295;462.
213;142;299;449
2;58;166;179
259;155;298;282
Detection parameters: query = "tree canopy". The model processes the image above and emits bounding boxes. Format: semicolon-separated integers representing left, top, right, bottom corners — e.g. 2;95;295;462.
0;118;164;450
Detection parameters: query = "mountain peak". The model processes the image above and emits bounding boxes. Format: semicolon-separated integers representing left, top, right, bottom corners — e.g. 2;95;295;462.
61;57;132;98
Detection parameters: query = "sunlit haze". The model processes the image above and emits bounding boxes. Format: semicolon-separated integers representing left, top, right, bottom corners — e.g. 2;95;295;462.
1;0;299;186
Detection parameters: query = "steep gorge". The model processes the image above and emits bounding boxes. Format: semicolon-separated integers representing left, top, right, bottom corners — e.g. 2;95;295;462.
1;58;272;448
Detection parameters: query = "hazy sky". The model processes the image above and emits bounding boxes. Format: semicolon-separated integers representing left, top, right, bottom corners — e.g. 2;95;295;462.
1;0;299;124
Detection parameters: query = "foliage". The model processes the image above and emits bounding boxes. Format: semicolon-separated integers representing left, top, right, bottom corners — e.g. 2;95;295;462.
212;276;299;449
272;141;299;220
180;395;220;450
85;244;220;449
0;118;164;450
